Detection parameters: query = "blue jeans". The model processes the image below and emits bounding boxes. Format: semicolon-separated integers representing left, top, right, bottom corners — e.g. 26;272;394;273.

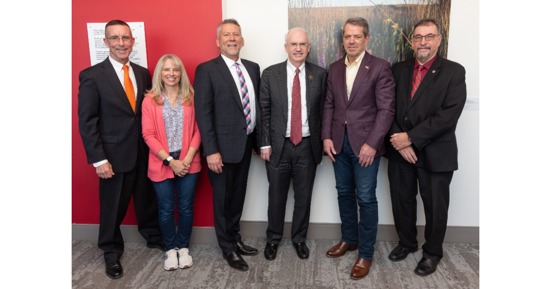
333;133;380;259
152;172;199;251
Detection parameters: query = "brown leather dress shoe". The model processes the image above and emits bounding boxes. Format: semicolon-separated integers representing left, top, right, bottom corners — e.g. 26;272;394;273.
350;257;372;280
326;241;358;258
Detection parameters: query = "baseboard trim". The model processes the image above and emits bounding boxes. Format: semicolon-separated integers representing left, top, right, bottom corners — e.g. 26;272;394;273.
73;222;478;244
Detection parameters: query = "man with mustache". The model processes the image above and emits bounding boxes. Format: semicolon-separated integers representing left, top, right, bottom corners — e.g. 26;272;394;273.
385;19;467;276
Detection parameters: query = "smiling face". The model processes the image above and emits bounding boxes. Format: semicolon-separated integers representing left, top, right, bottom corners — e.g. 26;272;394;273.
343;23;369;63
284;28;311;68
216;23;244;61
411;23;442;64
161;58;181;89
103;24;135;64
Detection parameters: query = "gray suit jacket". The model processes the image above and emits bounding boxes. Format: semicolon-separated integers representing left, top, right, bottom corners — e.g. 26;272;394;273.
194;55;261;163
259;61;327;166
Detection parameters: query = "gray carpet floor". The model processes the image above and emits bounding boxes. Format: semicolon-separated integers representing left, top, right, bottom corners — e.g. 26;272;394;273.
72;238;479;289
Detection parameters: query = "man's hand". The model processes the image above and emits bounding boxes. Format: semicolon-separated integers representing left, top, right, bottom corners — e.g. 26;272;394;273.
96;162;114;179
323;139;336;162
260;147;271;161
207;153;224;174
390;132;412;151
359;143;376;167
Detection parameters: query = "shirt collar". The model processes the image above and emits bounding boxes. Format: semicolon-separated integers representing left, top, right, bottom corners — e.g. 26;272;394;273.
287;60;305;73
415;54;437;70
108;56;129;71
221;54;242;68
345;50;365;67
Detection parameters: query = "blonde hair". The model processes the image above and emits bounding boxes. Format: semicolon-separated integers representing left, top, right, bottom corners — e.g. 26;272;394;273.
147;54;194;106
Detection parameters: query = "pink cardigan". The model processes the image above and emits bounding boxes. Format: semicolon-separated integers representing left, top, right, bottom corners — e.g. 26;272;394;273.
142;94;201;182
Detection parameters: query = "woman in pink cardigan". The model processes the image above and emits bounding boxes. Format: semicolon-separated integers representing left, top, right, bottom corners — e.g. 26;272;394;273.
142;54;201;271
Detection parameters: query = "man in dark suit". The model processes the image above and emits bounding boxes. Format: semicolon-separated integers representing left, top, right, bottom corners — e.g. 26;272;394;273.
385;19;467;277
258;28;327;261
194;18;260;272
78;19;163;279
322;17;395;280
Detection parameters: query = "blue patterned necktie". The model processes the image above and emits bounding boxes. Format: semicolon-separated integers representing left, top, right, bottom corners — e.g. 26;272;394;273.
234;62;252;134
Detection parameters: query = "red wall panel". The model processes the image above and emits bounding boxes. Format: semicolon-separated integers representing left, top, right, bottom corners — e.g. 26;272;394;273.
72;0;221;226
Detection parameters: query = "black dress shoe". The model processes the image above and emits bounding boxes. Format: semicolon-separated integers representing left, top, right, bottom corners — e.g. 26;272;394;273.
105;261;123;279
264;242;278;260
223;251;249;271
146;241;164;251
414;257;440;276
293;242;309;259
388;245;418;262
237;241;259;256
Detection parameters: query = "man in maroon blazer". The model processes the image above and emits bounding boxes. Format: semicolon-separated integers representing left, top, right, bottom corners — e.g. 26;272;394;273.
385;19;467;277
321;17;395;280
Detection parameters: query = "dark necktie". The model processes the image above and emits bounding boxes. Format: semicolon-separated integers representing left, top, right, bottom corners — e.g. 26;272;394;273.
234;63;252;134
410;65;424;99
122;64;136;111
290;68;302;145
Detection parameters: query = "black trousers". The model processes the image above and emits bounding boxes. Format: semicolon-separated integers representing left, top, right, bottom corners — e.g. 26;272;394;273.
98;162;162;263
387;160;453;260
265;138;317;244
209;136;254;254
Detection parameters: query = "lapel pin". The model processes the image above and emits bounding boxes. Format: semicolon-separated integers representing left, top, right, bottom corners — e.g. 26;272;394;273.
432;70;436;73
365;66;369;69
308;75;313;80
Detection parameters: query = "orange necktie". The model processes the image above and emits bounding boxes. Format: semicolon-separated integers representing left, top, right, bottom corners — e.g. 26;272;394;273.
122;64;136;111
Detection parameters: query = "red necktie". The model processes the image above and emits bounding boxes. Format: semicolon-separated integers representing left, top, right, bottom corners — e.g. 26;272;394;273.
410;65;424;99
290;68;302;145
122;64;136;111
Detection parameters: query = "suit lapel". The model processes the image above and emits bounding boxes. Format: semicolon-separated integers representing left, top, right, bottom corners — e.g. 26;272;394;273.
410;56;442;106
214;56;243;108
349;52;371;105
101;59;134;113
305;62;314;119
276;62;289;124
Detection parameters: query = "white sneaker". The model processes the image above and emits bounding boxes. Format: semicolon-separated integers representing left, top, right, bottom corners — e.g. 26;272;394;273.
164;248;178;271
178;248;193;269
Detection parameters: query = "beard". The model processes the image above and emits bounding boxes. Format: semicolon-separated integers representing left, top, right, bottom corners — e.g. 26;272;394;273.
415;47;434;63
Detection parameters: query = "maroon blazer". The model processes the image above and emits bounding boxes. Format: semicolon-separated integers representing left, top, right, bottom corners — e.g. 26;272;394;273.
322;51;395;157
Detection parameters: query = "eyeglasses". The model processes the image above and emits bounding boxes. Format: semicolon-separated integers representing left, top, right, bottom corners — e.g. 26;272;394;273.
412;34;439;42
287;42;309;49
106;35;133;42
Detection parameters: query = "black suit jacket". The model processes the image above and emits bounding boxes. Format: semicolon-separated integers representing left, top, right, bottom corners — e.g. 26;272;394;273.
194;55;261;163
78;58;152;173
258;61;327;166
385;55;466;172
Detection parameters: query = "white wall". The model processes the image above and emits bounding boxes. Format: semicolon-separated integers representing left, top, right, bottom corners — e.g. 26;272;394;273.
223;0;479;227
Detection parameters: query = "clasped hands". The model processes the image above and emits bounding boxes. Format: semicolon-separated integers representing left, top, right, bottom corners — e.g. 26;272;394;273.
170;159;191;177
390;132;417;164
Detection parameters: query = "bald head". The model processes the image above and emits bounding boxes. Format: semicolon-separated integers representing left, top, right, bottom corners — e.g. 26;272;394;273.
284;27;311;68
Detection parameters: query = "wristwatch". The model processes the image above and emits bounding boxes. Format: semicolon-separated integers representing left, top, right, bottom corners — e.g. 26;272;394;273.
163;156;174;166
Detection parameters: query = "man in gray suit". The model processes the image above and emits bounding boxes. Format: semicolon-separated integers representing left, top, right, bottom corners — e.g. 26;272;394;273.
194;19;260;272
258;27;327;261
